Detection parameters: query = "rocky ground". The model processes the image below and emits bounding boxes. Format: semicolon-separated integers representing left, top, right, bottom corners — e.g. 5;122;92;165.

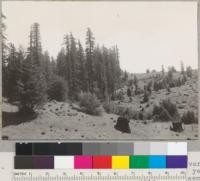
1;100;198;140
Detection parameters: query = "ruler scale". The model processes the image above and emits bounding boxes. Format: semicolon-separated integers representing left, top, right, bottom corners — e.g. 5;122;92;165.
12;169;187;181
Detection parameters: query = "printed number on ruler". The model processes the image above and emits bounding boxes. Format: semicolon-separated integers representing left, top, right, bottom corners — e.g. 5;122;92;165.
12;169;187;181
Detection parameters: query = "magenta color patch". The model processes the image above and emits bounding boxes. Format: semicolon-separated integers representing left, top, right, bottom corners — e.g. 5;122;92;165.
74;156;93;169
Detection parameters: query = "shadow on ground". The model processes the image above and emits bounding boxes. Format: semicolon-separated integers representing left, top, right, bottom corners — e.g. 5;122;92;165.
2;111;37;128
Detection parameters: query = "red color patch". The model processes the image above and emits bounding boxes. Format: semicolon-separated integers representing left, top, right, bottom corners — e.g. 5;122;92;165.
93;156;112;169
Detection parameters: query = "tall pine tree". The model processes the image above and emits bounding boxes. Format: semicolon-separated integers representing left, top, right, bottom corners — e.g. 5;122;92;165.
1;13;9;97
6;44;23;102
18;23;47;113
77;40;87;92
85;28;95;93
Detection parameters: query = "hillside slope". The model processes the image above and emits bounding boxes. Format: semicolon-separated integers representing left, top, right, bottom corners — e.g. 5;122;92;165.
2;100;198;140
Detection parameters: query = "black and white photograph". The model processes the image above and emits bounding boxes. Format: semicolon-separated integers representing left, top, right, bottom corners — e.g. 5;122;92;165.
1;1;198;140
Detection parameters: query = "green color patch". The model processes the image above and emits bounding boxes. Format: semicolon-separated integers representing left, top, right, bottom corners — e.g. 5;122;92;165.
130;156;149;168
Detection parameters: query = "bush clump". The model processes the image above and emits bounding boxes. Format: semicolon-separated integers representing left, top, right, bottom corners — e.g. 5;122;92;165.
152;99;179;122
103;103;139;120
182;111;197;124
161;99;178;116
79;92;102;115
113;90;124;101
47;75;68;102
103;101;117;114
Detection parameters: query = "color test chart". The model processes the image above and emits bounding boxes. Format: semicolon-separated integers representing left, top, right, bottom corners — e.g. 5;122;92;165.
14;142;187;169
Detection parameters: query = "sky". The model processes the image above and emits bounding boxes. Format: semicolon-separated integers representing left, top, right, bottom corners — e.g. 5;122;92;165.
2;1;198;73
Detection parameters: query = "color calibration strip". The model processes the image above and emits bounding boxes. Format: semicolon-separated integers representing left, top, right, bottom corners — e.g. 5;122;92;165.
15;142;187;169
14;155;187;169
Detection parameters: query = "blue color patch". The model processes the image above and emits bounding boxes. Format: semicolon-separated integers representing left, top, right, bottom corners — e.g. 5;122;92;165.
149;156;166;168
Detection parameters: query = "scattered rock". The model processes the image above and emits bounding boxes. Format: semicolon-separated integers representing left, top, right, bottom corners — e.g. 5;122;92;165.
74;129;78;132
41;132;45;135
178;105;185;109
2;135;9;140
65;128;68;131
67;113;78;116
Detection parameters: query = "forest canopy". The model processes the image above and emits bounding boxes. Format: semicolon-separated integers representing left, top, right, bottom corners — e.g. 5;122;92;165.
2;22;122;112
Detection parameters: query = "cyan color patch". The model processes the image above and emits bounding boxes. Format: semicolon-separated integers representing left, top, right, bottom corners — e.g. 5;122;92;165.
149;156;166;168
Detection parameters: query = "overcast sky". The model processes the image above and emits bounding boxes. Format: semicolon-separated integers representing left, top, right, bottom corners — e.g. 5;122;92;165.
2;1;198;73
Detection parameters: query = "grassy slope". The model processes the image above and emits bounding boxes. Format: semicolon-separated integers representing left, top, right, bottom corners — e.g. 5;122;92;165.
2;101;198;140
2;71;198;140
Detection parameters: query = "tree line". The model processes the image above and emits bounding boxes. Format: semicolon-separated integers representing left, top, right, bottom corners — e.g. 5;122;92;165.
2;21;121;113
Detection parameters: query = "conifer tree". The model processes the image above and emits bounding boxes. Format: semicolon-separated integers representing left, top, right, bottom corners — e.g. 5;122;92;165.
161;65;165;75
1;13;9;97
56;48;66;77
186;66;192;78
42;51;54;89
69;33;80;98
77;40;87;92
85;28;95;93
18;23;47;113
6;44;22;102
133;75;138;94
180;61;185;75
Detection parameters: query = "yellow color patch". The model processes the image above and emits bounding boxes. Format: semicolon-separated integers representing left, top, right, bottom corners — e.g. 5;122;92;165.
112;156;129;169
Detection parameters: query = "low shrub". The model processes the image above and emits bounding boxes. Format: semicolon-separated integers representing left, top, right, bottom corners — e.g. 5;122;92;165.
138;112;144;120
103;102;117;114
152;105;162;116
114;91;125;101
78;92;102;115
143;111;153;120
103;103;139;120
152;99;179;122
143;92;149;103
182;111;198;124
47;76;68;102
115;106;127;116
162;99;178;116
125;107;138;120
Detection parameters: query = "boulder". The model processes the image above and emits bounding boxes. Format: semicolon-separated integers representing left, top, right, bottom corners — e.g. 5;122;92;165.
114;117;131;133
170;122;183;133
